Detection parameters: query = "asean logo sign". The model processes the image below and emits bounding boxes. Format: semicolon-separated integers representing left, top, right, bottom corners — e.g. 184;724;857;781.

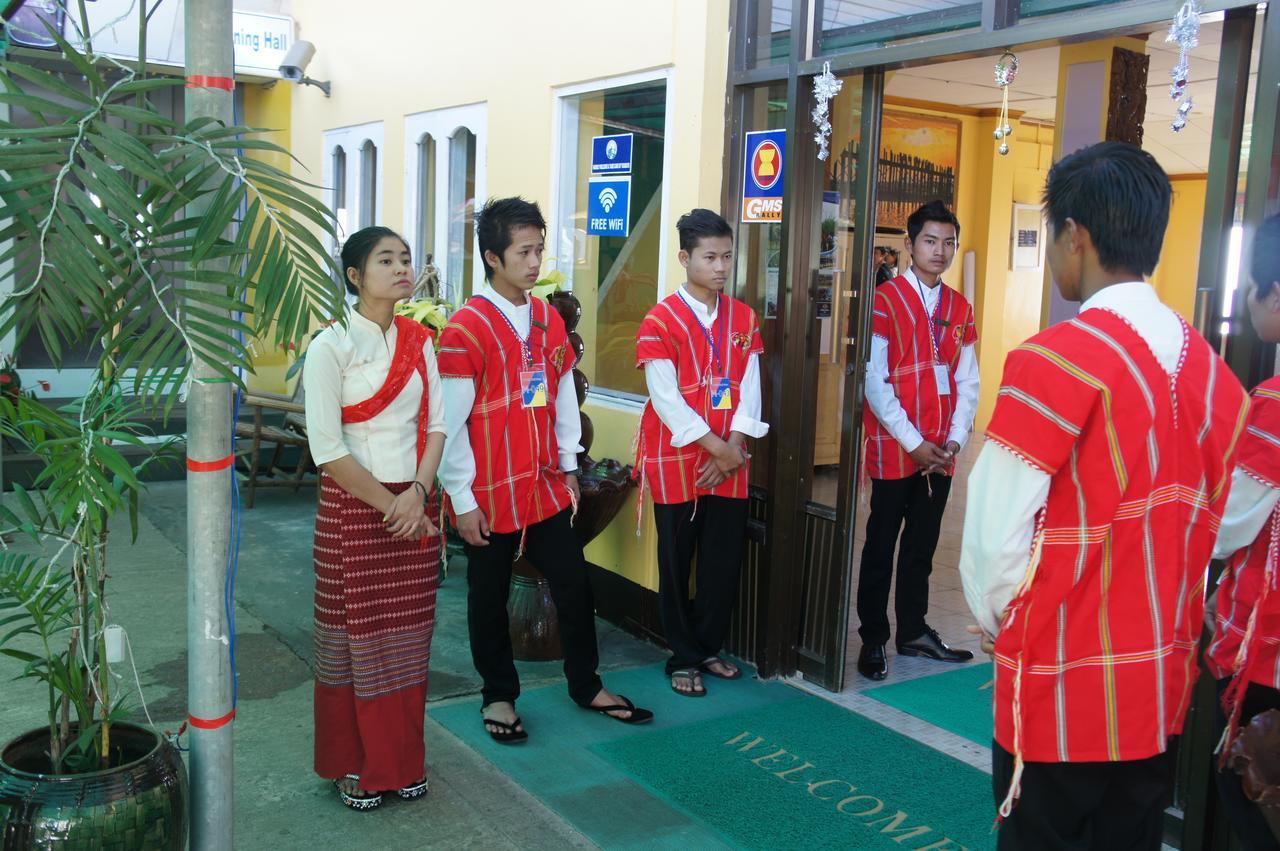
751;140;782;191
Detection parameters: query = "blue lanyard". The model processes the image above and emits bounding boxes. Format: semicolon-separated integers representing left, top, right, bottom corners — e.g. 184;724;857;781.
678;290;724;374
479;294;533;368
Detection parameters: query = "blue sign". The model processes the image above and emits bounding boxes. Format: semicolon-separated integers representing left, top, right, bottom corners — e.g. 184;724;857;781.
586;176;631;237
590;133;633;175
741;129;786;223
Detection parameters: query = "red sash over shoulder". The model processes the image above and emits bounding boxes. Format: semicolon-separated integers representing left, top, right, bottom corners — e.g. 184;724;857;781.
340;315;434;465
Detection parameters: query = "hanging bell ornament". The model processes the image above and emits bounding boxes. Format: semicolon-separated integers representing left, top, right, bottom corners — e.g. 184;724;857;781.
1003;123;1013;137
999;143;1010;156
994;128;1005;140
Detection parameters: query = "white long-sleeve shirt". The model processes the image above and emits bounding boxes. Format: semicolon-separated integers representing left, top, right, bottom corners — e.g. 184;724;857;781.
960;281;1185;636
303;309;446;483
438;285;583;516
864;267;980;452
1213;470;1280;561
642;285;769;446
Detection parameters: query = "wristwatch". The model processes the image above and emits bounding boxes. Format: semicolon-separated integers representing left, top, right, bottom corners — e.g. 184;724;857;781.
563;468;581;478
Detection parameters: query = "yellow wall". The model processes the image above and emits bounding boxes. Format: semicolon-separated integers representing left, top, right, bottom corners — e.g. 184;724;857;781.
285;0;732;590
242;80;296;396
885;101;1053;431
1151;176;1207;322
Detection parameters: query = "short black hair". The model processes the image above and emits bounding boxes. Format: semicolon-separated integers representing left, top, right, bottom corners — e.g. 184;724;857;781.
340;226;409;296
1252;214;1280;299
1043;141;1171;277
906;201;961;243
475;196;545;281
676;208;733;253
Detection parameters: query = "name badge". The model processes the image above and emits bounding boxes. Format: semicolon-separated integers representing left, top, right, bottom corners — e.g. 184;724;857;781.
934;363;951;396
520;369;548;408
710;376;734;411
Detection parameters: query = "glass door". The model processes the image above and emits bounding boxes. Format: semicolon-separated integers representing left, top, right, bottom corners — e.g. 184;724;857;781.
785;68;883;691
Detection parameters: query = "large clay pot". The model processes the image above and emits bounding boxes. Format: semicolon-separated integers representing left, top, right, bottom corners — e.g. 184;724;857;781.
0;722;188;849
548;291;581;333
507;290;636;662
508;557;562;661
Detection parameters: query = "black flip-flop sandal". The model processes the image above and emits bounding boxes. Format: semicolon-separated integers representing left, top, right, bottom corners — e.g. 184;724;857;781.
333;774;382;811
480;713;529;744
670;667;707;697
397;777;429;800
583;694;654;724
700;656;743;680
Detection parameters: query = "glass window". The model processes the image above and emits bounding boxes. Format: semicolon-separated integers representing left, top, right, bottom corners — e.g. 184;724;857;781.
733;84;788;490
745;0;793;68
359;140;377;229
555;79;667;400
448;127;477;300
332;145;348;244
416;134;437;271
819;0;980;53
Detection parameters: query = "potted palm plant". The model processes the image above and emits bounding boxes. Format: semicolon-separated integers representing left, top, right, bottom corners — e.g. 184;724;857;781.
0;3;340;845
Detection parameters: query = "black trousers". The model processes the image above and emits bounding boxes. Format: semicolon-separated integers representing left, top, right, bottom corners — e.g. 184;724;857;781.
857;472;951;645
1214;678;1280;851
463;508;603;708
992;740;1178;850
653;496;749;674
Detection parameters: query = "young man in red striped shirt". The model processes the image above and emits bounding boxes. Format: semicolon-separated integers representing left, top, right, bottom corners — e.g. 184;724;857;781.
635;209;768;697
857;200;980;681
1204;212;1280;849
960;142;1249;848
437;197;652;743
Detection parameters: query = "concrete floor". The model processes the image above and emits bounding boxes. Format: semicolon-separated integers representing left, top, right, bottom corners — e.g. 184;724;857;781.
0;457;995;849
0;481;666;849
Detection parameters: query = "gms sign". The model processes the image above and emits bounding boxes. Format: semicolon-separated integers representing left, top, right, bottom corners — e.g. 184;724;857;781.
742;129;785;224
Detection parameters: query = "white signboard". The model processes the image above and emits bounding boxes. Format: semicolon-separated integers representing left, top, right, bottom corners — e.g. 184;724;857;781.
230;11;293;75
69;2;293;78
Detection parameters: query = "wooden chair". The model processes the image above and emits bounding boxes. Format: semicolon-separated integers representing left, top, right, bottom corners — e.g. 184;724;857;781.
234;381;314;508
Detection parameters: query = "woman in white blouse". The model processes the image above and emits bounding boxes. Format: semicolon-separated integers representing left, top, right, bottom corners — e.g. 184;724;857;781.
303;226;446;811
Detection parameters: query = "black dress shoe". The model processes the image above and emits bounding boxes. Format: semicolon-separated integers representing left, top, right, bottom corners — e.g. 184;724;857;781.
857;644;888;681
897;627;974;662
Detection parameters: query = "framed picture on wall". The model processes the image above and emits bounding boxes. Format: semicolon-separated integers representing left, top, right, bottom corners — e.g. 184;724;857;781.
876;110;962;231
1011;203;1046;270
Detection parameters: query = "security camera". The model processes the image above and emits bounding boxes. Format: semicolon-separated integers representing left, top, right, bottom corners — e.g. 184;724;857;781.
279;40;330;96
279;40;314;81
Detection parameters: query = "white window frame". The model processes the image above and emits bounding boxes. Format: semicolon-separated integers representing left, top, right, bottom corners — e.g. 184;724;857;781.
403;103;488;302
549;68;675;405
322;121;384;254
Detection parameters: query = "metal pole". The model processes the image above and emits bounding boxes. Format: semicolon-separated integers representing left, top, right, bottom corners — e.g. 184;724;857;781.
183;1;235;848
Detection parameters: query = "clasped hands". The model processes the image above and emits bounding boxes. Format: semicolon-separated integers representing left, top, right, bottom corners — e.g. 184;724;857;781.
384;486;438;540
696;433;750;489
909;439;961;475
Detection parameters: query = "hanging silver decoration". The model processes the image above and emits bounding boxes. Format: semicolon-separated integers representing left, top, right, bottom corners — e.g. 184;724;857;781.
994;52;1018;157
1166;0;1201;132
811;61;843;161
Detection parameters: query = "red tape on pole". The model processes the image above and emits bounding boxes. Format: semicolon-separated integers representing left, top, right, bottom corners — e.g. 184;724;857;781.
185;75;235;91
187;708;236;730
187;454;234;473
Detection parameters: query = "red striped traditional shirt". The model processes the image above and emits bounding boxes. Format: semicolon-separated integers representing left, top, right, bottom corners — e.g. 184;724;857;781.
1207;377;1280;688
436;295;575;534
635;291;763;504
863;275;977;479
986;308;1247;763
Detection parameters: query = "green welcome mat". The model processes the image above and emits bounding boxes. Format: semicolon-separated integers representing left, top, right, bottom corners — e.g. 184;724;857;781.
593;693;996;850
862;662;995;748
432;663;996;849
